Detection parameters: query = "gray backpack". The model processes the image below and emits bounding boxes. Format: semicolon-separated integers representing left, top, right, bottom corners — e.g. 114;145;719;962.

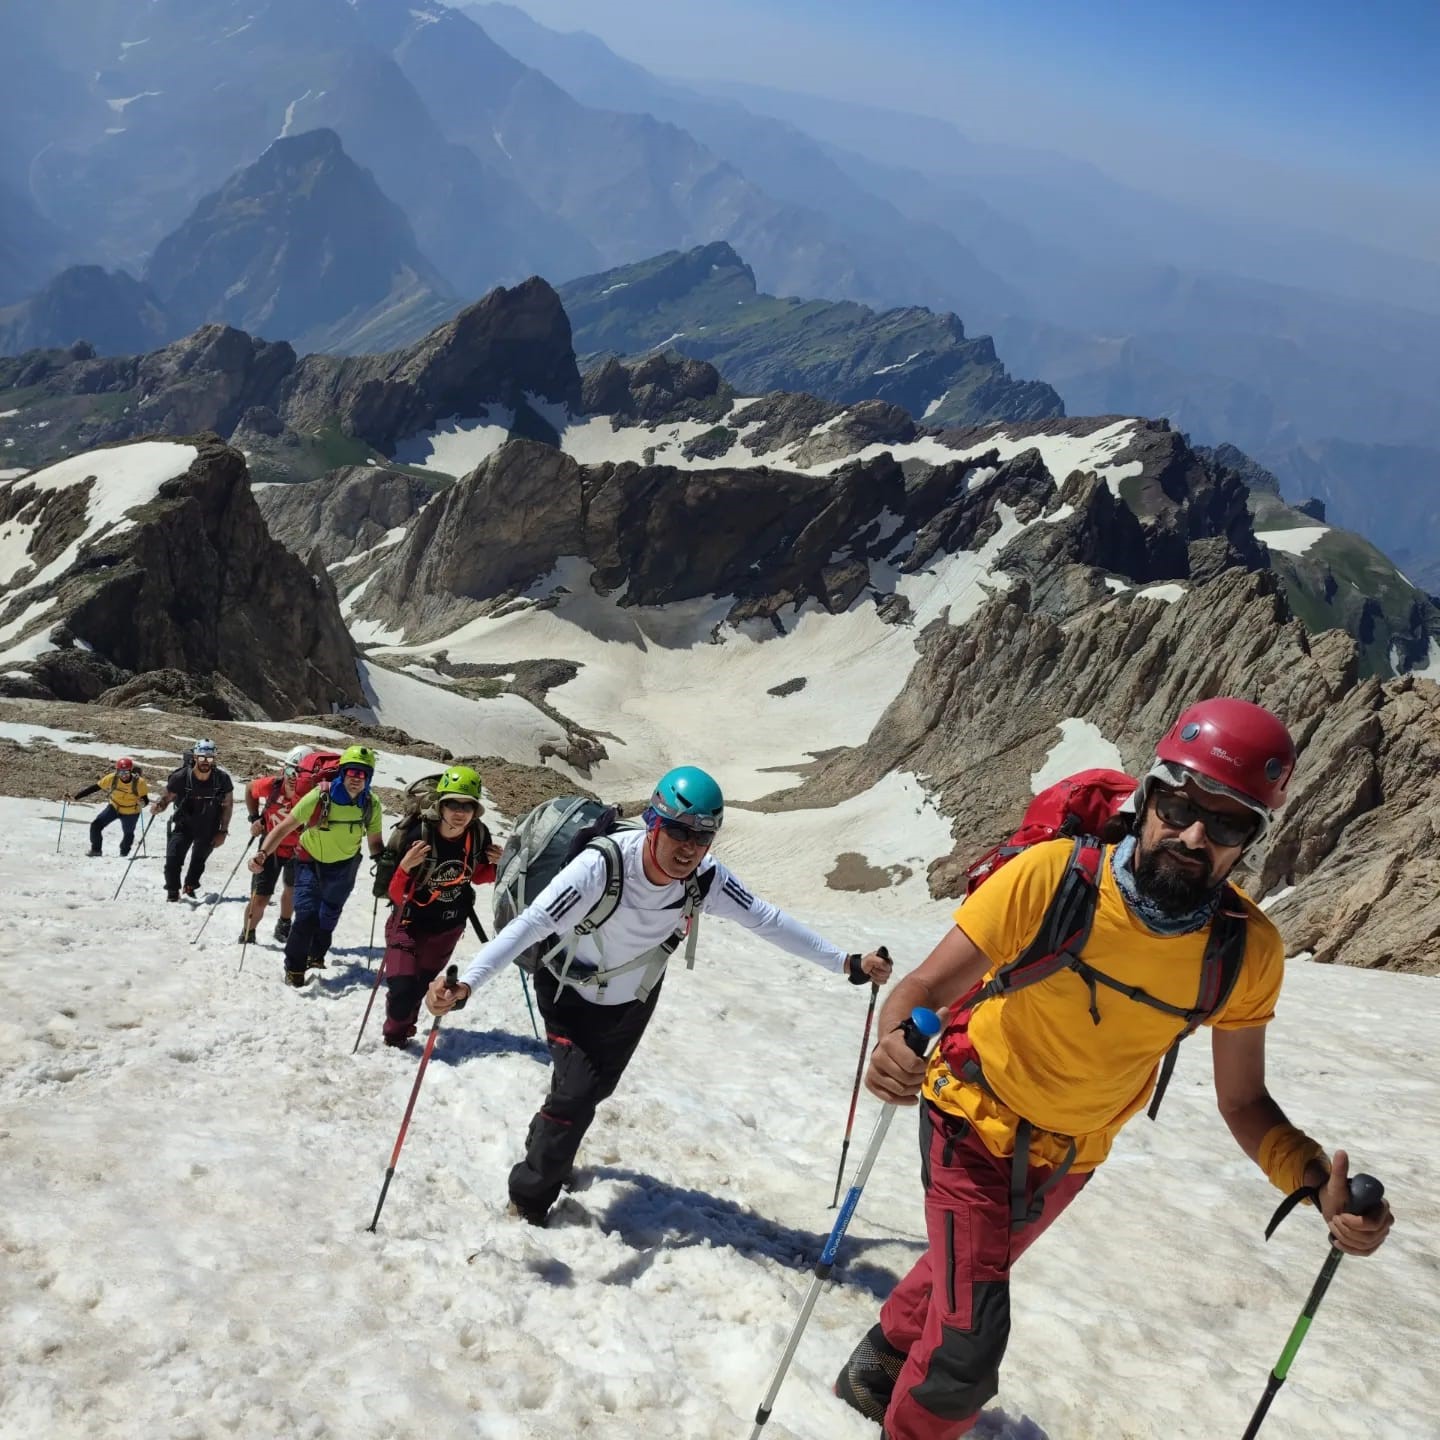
492;796;710;999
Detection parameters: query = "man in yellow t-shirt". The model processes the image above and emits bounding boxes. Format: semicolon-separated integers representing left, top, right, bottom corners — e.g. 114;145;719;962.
835;698;1394;1440
249;745;384;987
69;756;149;856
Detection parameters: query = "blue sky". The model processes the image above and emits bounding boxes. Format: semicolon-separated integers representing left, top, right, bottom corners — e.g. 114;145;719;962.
507;0;1440;261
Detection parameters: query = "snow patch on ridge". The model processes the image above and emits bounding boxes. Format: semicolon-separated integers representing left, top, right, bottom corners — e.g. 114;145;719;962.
391;409;515;476
0;442;198;594
1030;718;1127;793
1256;525;1329;556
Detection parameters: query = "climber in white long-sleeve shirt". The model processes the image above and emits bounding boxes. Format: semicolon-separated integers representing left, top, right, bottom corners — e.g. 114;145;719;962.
427;765;893;1225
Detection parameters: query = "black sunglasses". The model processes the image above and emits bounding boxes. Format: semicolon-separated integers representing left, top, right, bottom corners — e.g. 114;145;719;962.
1151;787;1259;849
659;819;714;847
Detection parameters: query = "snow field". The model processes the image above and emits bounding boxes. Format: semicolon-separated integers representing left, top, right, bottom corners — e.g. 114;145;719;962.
361;500;1064;810
1;794;1435;1439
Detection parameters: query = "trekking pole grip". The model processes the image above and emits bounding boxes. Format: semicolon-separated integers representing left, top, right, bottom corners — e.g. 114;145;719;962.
1345;1174;1384;1215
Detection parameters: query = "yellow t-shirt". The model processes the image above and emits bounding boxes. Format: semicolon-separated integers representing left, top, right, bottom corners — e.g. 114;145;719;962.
923;839;1284;1173
99;771;149;815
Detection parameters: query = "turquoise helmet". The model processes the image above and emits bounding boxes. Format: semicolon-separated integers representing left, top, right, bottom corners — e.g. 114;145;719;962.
645;765;724;833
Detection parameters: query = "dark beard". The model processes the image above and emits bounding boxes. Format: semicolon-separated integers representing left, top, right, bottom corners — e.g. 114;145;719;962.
1134;838;1220;916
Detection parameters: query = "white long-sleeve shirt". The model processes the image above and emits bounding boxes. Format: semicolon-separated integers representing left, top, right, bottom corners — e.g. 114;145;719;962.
460;828;849;1005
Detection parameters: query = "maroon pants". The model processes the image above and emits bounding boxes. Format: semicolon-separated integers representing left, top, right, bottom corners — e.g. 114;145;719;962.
382;912;465;1043
878;1105;1091;1440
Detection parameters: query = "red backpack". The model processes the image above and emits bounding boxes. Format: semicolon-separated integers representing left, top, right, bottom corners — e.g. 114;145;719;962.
293;749;342;800
951;767;1248;1231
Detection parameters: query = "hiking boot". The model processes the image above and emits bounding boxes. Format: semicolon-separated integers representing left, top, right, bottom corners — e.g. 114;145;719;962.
383;1034;412;1051
166;890;180;903
506;1198;551;1228
835;1325;907;1424
283;969;308;988
273;917;292;942
86;846;102;857
182;884;198;899
119;846;130;857
303;954;327;971
238;927;258;945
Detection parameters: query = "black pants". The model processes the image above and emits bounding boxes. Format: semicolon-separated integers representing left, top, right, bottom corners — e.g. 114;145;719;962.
508;968;663;1214
91;806;139;853
165;823;217;892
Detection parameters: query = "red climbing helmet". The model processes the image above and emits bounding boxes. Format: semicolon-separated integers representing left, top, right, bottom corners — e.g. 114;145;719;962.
1153;697;1295;813
115;756;135;772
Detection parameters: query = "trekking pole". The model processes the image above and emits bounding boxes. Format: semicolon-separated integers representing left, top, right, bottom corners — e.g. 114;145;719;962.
191;837;255;945
466;907;541;1041
518;970;541;1041
352;951;389;1054
366;964;457;1233
367;893;380;970
113;813;156;900
830;946;888;1208
749;1007;943;1439
55;798;68;853
1240;1172;1386;1439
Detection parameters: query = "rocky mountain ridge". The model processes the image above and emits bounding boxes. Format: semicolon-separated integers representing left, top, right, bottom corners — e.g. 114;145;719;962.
0;437;361;718
560;242;1062;429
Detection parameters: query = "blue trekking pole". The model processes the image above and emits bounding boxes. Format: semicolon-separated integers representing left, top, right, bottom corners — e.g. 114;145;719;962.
1241;1172;1386;1438
749;1006;943;1439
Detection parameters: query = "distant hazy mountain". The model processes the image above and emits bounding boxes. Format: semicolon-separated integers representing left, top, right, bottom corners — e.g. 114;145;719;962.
4;0;597;296
560;242;1061;426
145;129;455;354
0;266;172;357
463;1;1023;319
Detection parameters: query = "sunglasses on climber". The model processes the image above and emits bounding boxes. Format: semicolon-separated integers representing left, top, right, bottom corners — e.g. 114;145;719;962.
1150;786;1260;849
658;819;714;847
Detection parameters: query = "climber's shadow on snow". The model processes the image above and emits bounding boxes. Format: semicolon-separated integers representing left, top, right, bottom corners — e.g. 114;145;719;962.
435;1028;550;1065
585;1166;923;1299
315;960;378;996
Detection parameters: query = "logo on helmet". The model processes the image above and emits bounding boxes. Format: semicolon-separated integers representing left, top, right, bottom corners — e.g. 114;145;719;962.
1210;745;1243;767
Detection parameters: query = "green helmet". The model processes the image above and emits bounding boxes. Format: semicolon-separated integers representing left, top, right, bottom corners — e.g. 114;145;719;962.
647;765;724;833
339;744;377;771
435;765;483;801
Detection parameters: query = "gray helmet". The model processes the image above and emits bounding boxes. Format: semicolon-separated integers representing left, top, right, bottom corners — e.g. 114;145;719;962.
193;739;217;758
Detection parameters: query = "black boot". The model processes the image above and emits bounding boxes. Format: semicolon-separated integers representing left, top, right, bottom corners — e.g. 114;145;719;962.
87;846;102;857
166;890;180;902
835;1324;908;1424
284;969;308;988
273;916;292;942
238;927;258;945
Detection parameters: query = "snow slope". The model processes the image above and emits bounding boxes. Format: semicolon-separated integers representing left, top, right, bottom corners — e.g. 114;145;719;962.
360;498;1062;806
1;789;1435;1440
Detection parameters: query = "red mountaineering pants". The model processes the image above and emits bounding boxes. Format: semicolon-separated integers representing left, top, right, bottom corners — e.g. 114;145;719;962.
855;1103;1091;1440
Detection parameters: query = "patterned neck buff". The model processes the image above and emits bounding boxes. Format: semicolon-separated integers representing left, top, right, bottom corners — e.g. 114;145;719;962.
1111;833;1221;937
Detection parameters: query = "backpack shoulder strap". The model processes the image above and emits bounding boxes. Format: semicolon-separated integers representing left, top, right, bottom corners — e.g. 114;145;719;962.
977;838;1104;1003
1147;891;1248;1120
573;834;625;935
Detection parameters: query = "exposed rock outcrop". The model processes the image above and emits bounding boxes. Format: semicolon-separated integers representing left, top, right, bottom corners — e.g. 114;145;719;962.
0;438;362;718
255;466;438;567
281;277;581;454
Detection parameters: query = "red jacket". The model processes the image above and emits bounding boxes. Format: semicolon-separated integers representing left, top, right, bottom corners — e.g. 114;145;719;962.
249;775;303;859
